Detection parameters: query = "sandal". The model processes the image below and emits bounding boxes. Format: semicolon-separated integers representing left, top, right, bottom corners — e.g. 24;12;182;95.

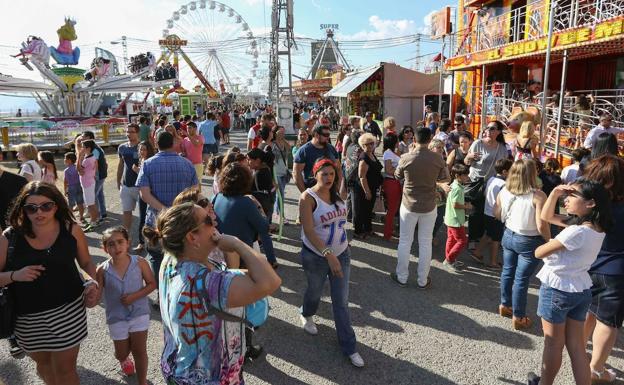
468;251;484;264
591;367;616;384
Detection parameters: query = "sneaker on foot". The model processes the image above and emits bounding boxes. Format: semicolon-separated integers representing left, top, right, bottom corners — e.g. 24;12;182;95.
299;314;318;335
390;273;407;288
120;357;135;376
349;352;365;368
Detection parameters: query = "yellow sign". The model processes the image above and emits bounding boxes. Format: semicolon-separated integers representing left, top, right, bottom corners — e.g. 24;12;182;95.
447;17;624;70
159;34;188;50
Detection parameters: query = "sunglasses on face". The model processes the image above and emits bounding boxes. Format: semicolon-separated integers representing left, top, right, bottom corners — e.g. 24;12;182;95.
454;123;463;126
190;214;214;233
23;201;56;214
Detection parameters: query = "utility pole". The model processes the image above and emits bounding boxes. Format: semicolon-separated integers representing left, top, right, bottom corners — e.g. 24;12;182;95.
414;34;421;71
268;0;295;106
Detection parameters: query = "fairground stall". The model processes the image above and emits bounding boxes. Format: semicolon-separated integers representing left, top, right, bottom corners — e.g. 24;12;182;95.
445;0;624;159
325;62;439;127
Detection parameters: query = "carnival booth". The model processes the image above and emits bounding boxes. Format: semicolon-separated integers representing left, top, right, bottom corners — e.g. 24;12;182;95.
325;62;439;126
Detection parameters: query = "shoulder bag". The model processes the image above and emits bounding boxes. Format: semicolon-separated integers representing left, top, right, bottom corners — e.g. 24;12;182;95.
464;142;501;204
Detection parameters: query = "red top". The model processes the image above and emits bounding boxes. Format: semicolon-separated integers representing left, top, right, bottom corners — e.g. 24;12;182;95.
221;113;231;129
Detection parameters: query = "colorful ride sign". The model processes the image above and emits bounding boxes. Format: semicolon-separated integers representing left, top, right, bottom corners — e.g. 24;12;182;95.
446;16;624;70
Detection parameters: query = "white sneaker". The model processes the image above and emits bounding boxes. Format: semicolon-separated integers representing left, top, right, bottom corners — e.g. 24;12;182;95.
349;352;365;367
299;315;318;335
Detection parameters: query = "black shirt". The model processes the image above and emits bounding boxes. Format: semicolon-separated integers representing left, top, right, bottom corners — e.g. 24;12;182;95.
0;171;27;230
363;120;382;140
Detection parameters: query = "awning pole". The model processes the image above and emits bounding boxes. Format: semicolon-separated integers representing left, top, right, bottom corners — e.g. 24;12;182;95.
480;64;487;136
554;49;568;158
438;35;445;116
539;0;558;158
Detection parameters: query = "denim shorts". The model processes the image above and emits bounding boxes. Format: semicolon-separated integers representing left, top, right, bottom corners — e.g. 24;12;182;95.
537;284;592;324
67;184;84;206
202;143;218;155
589;273;624;328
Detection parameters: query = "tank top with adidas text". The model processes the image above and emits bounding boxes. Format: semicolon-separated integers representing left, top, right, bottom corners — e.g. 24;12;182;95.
301;188;349;257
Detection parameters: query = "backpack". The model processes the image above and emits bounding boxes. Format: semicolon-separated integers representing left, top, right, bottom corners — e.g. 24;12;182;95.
196;267;269;328
344;144;363;186
94;146;108;179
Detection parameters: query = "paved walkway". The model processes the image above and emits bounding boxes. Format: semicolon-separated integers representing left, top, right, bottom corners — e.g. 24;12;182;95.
1;130;622;385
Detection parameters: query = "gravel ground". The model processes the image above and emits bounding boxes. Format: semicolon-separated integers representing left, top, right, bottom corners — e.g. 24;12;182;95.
1;130;623;385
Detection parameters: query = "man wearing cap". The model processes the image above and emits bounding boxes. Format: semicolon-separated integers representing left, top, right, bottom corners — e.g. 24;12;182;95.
363;112;382;145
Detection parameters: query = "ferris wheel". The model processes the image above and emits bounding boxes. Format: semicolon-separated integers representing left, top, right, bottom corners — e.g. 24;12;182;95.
162;0;259;94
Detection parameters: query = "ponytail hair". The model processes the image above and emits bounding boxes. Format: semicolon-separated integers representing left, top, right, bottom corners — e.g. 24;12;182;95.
569;178;613;232
142;202;199;257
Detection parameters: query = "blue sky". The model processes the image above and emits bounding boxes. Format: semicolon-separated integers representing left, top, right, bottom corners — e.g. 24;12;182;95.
0;0;454;111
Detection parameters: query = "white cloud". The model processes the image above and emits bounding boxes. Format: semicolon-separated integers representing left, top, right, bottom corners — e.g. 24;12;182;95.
337;15;417;41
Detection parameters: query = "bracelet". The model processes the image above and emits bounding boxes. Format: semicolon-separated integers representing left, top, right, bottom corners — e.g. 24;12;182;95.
321;247;333;257
83;279;99;288
9;271;15;283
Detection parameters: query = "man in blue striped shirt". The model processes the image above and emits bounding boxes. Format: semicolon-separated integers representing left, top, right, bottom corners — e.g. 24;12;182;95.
136;131;198;290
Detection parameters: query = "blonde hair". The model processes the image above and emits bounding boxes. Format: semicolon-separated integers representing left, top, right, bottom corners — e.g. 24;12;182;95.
358;133;376;149
15;143;38;161
518;121;535;139
383;116;396;130
506;159;538;195
428;139;444;151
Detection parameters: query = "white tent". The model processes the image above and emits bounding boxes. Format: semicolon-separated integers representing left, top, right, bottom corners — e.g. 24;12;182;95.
325;62;440;126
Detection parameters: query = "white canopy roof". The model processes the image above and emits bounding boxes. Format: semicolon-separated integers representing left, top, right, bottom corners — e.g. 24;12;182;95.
0;75;56;93
324;65;380;98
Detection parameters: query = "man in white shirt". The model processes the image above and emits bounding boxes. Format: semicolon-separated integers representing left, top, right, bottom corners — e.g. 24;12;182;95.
583;113;624;149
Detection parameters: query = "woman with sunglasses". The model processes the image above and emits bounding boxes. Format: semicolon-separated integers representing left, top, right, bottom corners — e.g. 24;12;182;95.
0;182;99;385
464;120;509;248
398;125;414;155
353;133;383;239
298;158;364;367
143;202;281;385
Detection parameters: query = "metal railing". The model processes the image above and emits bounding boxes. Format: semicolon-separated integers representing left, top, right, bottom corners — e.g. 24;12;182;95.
452;0;624;57
1;119;129;151
471;86;624;156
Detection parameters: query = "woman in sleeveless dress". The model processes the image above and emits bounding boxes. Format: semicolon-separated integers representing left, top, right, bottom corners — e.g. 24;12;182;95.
513;121;540;160
0;182;98;385
298;158;364;368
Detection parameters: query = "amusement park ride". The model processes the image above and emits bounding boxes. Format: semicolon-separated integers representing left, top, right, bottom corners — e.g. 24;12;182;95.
1;0;260;118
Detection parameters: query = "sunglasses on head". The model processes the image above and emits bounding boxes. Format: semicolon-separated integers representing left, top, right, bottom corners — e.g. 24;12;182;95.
23;201;56;214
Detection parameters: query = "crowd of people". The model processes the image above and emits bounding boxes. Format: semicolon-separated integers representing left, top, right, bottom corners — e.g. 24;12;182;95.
0;102;623;385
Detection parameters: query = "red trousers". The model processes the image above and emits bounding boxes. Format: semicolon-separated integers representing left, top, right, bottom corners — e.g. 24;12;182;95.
383;178;402;239
446;226;468;263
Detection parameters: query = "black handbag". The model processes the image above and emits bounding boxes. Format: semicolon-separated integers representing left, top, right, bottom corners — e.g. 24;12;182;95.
464;178;486;203
0;229;17;339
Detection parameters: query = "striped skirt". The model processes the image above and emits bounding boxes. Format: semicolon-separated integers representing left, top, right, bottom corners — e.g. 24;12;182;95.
14;295;87;353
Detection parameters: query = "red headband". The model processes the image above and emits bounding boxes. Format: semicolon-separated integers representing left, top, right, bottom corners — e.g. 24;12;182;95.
312;159;335;175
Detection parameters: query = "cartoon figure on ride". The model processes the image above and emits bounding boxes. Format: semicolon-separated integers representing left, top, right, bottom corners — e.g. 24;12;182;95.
49;18;81;65
11;36;51;69
506;108;541;133
84;57;114;82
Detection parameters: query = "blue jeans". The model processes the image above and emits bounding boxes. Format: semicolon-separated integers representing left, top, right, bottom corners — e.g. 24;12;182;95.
95;178;107;218
500;229;544;318
301;247;356;356
147;245;164;288
274;174;289;216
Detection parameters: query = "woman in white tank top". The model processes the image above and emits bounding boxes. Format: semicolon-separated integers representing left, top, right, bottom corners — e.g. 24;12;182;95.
298;158;364;368
494;159;550;331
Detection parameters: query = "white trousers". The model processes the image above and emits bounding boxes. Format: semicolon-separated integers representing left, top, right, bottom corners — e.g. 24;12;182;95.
395;205;437;286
